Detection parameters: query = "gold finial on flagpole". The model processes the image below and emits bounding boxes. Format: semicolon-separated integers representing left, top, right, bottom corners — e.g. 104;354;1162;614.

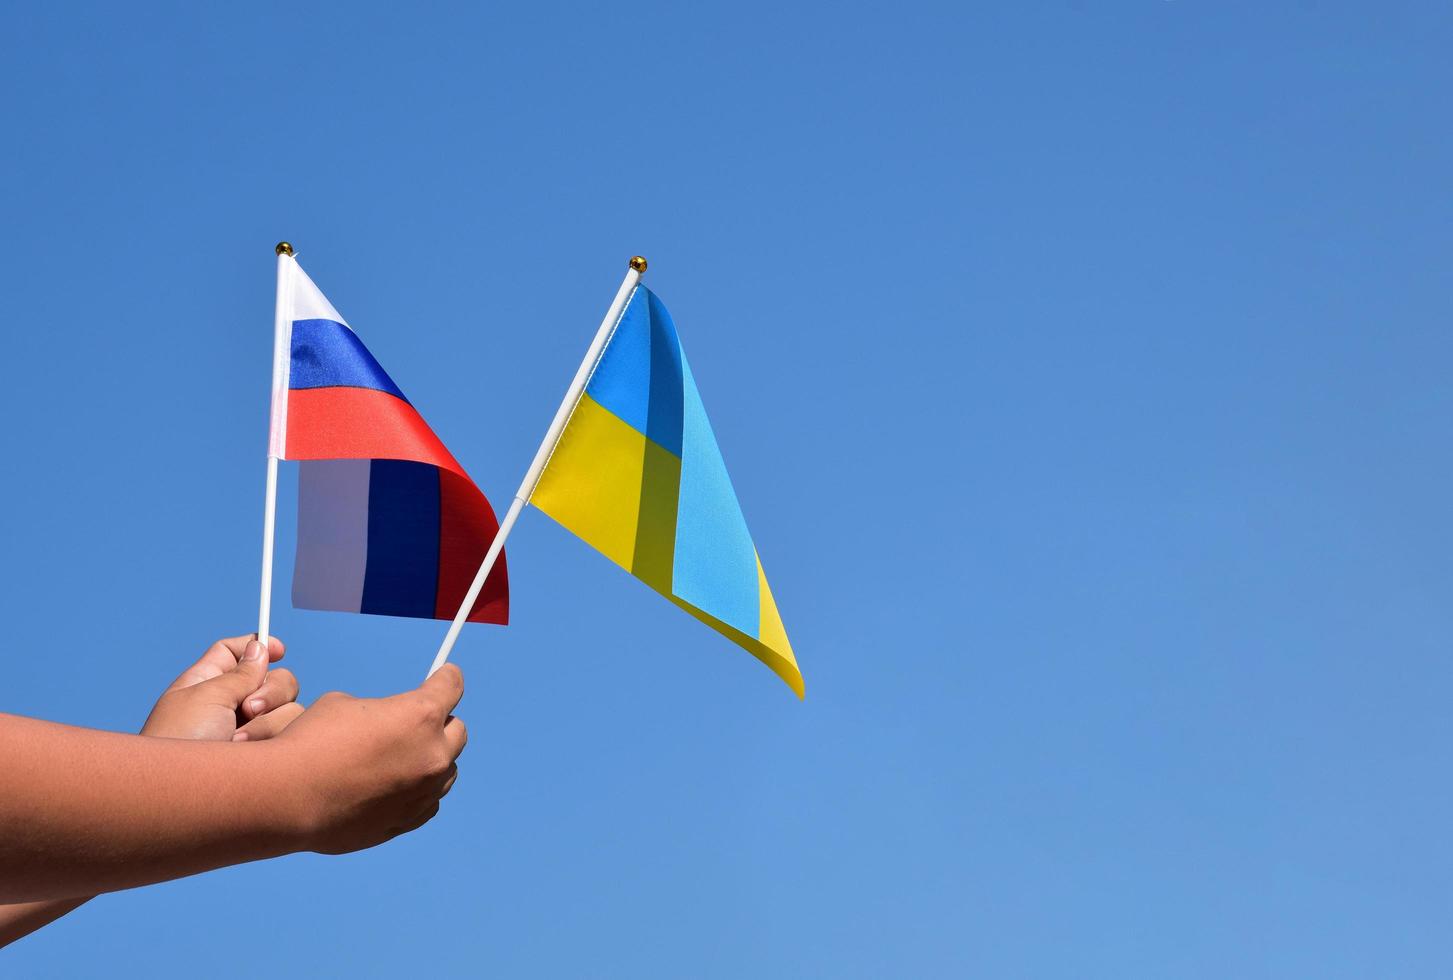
629;255;648;273
275;241;295;257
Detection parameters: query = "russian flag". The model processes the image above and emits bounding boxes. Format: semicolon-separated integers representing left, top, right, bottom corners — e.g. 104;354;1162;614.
268;258;508;624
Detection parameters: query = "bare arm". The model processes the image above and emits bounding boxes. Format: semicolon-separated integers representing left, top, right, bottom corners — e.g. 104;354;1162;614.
0;635;303;942
0;898;87;948
0;640;465;909
0;713;306;903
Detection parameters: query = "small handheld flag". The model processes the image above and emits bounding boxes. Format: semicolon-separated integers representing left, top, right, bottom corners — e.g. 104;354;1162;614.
429;258;799;697
257;244;508;646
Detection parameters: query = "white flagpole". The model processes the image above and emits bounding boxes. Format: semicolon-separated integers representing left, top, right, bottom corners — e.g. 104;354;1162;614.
426;256;648;677
258;241;295;649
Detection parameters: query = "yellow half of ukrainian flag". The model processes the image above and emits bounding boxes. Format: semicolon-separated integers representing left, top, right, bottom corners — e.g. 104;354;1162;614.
531;286;801;697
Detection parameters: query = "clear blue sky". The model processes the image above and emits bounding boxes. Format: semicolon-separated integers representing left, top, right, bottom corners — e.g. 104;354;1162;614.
3;2;1450;976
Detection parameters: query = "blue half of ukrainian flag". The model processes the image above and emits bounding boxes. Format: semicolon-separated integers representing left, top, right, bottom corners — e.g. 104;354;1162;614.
530;286;801;697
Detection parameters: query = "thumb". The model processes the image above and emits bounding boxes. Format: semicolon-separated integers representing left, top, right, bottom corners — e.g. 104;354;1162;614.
198;639;270;707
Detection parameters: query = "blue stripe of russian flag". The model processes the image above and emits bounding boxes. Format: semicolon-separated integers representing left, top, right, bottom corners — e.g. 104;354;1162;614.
292;452;446;620
290;318;410;403
361;459;441;618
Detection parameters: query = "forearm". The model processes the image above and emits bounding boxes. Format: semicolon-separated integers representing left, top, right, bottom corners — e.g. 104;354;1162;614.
0;897;88;948
0;713;308;903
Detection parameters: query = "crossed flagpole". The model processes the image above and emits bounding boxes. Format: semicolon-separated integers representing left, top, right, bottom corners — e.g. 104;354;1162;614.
255;249;648;672
257;247;800;696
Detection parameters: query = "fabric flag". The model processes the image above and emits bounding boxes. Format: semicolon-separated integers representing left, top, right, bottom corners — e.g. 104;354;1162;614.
268;260;508;624
530;285;800;696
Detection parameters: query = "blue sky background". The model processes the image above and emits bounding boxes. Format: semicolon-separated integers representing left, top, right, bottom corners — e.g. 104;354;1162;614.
2;2;1451;976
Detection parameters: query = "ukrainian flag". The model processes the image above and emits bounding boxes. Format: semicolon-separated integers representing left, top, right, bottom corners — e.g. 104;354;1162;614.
531;286;802;697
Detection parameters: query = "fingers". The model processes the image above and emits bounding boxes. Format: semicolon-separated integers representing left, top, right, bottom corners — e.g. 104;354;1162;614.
240;667;299;720
165;634;285;693
443;715;468;761
198;640;271;707
217;634;285;661
233;701;305;742
417;664;465;718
